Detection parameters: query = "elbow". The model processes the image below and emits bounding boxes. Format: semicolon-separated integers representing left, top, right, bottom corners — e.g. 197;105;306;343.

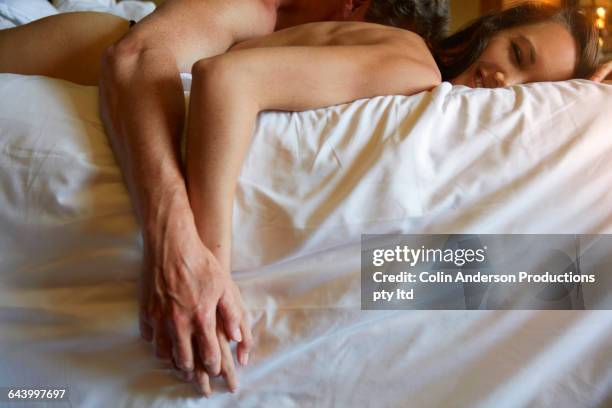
191;57;227;95
191;55;258;105
98;37;146;142
100;36;145;84
103;34;145;63
191;57;217;79
191;55;238;82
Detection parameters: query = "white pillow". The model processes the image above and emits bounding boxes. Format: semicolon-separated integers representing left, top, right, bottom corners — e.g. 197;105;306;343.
0;0;58;25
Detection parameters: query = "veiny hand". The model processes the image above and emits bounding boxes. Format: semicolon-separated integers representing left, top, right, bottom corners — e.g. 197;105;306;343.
590;61;612;83
139;206;253;382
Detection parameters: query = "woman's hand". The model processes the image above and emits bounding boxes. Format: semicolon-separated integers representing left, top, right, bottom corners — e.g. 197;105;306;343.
590;61;612;83
139;200;253;379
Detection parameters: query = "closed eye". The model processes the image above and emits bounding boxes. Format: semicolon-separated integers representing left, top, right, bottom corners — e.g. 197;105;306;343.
511;41;522;68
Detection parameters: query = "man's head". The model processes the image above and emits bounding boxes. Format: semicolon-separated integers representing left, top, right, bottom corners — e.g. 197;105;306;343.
363;0;449;43
276;0;449;43
274;0;369;29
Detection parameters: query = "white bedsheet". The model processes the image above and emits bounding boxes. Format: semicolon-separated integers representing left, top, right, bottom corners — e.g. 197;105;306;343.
0;74;611;407
0;0;58;28
0;0;155;28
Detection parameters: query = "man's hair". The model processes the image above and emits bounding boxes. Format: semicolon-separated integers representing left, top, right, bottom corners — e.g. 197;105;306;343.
433;2;601;81
364;0;450;44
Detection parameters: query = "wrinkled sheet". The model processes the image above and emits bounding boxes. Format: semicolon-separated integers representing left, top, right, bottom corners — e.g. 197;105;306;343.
0;0;56;28
0;74;611;407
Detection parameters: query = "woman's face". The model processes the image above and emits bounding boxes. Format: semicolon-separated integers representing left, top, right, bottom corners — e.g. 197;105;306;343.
451;21;578;88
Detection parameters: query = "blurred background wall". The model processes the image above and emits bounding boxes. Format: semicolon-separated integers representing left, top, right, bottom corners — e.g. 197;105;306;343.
450;0;563;32
449;0;481;31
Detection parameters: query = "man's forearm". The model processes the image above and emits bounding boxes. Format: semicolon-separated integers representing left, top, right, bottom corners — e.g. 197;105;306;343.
97;0;278;241
99;44;190;239
96;0;273;389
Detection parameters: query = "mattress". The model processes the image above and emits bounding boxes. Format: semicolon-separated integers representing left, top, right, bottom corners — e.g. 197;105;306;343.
0;73;611;407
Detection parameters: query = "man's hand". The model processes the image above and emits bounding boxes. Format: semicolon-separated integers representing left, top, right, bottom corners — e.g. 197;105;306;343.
138;199;253;379
173;313;248;397
590;61;612;83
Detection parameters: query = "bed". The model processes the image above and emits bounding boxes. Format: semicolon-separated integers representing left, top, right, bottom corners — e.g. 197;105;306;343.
0;72;611;407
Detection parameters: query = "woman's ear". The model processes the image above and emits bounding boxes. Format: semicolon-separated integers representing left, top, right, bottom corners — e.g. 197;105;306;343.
343;0;371;20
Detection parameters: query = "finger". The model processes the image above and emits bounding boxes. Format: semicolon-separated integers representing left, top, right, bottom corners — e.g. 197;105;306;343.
217;324;238;392
237;316;254;367
192;344;212;398
194;366;212;398
218;293;243;343
166;315;195;373
591;65;612;82
590;73;603;82
196;308;222;376
153;318;172;361
601;62;612;79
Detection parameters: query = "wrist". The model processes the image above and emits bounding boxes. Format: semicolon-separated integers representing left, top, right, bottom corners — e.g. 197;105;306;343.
192;212;232;269
141;186;196;244
209;245;232;274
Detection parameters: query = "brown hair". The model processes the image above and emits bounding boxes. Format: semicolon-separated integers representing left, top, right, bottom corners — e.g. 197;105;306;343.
432;2;601;81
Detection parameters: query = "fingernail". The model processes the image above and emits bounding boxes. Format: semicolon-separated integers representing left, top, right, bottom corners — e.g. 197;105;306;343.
195;383;209;398
232;328;242;342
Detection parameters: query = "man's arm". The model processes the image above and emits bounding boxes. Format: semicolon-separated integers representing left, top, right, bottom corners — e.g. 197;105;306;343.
101;0;278;232
98;0;276;391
